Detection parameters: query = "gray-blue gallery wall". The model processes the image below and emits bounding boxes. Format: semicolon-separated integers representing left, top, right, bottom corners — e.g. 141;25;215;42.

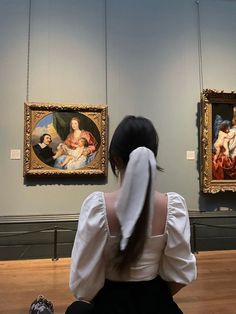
0;0;235;221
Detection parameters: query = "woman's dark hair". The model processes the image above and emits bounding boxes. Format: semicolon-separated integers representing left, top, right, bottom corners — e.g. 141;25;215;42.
109;115;163;272
109;115;162;175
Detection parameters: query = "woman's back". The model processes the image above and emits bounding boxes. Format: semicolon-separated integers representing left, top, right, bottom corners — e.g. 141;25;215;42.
103;191;195;282
104;190;167;237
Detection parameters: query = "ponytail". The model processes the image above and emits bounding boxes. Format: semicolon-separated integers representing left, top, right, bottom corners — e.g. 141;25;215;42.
113;162;152;273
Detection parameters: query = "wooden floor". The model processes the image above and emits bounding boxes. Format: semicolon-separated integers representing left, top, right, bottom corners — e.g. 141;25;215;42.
0;250;236;314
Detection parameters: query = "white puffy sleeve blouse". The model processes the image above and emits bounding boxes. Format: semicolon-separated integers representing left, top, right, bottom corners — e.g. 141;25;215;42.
69;191;196;301
158;192;197;284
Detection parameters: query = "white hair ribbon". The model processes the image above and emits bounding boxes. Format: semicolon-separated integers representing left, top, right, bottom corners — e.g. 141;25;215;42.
115;147;157;251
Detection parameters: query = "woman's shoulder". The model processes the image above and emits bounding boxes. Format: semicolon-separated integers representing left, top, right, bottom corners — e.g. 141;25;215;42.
103;191;121;236
154;191;167;204
166;192;186;205
165;192;188;222
79;192;106;226
103;191;120;219
104;190;119;202
152;192;168;235
82;190;118;210
82;191;104;205
154;191;187;218
80;191;105;215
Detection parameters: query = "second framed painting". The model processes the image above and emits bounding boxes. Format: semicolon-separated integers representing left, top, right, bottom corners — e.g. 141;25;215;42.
200;89;236;193
24;103;108;177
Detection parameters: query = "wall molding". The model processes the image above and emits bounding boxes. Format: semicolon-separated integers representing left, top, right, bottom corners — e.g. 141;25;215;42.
189;211;236;219
0;214;79;224
1;211;236;224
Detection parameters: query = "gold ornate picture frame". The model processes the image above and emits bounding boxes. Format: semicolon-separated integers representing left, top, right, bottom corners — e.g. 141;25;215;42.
24;103;108;177
200;89;236;193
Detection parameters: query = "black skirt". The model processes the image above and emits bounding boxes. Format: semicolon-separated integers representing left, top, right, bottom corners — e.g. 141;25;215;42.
65;276;183;314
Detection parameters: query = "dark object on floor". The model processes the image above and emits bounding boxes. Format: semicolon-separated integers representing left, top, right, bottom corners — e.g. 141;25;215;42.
29;295;54;314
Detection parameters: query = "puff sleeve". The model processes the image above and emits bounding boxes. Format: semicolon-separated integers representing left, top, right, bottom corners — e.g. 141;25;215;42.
159;192;197;285
69;192;108;301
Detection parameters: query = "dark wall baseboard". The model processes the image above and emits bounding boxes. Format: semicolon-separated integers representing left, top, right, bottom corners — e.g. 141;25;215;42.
0;217;78;260
190;211;236;252
0;212;236;260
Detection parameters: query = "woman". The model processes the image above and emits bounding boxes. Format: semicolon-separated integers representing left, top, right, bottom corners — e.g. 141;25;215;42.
66;116;197;314
53;117;97;169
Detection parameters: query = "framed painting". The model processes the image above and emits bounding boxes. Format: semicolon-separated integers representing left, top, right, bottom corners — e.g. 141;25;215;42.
24;103;108;176
200;89;236;193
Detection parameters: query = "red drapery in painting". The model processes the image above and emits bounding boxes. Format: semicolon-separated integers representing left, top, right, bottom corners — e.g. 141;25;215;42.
212;153;236;180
